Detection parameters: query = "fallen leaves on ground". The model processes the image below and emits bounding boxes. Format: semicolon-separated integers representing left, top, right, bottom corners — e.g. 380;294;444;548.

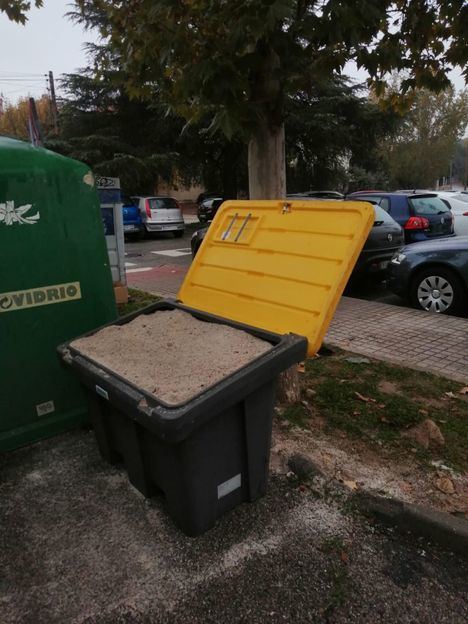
435;475;455;495
354;391;377;403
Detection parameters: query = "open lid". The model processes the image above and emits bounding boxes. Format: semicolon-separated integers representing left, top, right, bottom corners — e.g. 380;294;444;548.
178;200;374;356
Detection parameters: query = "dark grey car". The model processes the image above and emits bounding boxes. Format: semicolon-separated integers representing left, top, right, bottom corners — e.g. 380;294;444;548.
352;205;404;280
387;236;468;315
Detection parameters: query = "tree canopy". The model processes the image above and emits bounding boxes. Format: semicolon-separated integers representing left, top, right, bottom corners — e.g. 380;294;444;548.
0;0;42;23
70;0;468;197
0;95;52;140
72;1;468;135
384;88;468;188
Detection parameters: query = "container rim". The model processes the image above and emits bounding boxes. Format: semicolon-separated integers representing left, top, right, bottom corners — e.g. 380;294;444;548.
60;299;305;412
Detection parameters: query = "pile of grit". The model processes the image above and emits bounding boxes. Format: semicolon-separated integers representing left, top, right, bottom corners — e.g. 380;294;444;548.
71;309;271;405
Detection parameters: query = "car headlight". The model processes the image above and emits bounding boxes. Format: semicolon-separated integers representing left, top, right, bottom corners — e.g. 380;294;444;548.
391;252;406;265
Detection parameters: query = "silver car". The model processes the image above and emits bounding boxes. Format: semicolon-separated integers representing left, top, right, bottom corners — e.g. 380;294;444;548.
132;196;185;238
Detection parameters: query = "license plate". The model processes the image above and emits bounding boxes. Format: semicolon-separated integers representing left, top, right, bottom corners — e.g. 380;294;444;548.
124;225;135;232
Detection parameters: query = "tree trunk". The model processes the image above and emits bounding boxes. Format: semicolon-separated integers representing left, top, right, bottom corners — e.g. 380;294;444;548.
247;119;301;405
222;142;241;199
248;122;286;199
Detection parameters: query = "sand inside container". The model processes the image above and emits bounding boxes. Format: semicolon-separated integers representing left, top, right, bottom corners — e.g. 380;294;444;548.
71;309;272;405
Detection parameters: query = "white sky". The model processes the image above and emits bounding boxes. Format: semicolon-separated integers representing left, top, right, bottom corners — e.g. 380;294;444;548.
0;0;466;104
0;0;97;102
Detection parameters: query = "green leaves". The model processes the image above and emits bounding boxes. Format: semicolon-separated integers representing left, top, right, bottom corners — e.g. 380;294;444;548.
0;0;42;24
383;87;468;189
71;0;467;144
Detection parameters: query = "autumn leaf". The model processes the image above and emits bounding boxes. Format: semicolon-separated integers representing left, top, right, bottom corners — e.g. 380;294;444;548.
354;391;376;403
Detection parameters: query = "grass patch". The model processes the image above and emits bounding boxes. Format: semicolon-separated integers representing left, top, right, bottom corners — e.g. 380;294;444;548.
281;404;309;429
118;288;161;317
290;352;468;471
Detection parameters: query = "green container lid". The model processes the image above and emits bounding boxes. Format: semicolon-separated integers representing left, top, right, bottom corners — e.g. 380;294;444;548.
0;137;117;451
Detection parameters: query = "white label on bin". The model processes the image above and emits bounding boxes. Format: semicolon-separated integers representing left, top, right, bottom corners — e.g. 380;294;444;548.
217;473;241;499
36;400;55;417
95;385;109;400
0;281;81;314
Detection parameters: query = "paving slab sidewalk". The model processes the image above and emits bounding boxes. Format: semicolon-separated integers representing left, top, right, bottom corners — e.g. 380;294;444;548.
328;297;468;384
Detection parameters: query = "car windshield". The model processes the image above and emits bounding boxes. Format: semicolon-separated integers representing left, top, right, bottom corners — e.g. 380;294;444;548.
373;205;396;225
409;195;451;215
451;194;468;204
149;198;178;210
352;195;384;205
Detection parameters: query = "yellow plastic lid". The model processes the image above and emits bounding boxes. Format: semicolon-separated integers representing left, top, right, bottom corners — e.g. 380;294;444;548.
178;200;374;356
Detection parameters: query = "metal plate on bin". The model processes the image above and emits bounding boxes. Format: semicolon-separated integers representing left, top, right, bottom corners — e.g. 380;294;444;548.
178;200;373;356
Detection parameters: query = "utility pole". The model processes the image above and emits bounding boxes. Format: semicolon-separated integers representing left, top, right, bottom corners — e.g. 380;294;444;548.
28;97;44;147
48;70;59;134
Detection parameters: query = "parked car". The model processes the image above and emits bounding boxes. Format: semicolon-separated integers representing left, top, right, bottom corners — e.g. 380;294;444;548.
130;196;185;237
196;191;223;205
388;236;468;315
433;192;468;236
192;203;404;282
287;190;344;200
346;191;454;243
122;201;144;237
197;197;224;223
396;190;468;236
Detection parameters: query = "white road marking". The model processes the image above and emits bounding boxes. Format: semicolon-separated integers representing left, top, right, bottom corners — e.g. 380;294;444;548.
126;267;153;274
125;262;137;267
151;248;192;257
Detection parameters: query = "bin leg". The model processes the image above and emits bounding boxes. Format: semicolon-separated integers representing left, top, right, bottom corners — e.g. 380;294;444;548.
88;391;156;498
88;393;120;465
243;381;275;501
117;416;156;498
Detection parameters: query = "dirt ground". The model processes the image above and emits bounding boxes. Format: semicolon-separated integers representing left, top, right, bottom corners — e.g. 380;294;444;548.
270;349;468;519
271;419;468;518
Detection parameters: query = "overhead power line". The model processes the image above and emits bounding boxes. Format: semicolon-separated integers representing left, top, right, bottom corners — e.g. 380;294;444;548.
0;79;46;82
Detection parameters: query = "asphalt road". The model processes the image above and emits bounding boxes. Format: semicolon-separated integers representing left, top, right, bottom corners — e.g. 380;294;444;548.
124;222;202;297
2;429;468;624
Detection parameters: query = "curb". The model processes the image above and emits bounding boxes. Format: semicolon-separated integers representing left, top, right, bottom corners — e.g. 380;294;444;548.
354;492;468;558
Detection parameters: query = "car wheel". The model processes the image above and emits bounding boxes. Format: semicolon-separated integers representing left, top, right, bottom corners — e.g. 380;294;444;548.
191;242;200;258
410;267;466;315
174;230;184;238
